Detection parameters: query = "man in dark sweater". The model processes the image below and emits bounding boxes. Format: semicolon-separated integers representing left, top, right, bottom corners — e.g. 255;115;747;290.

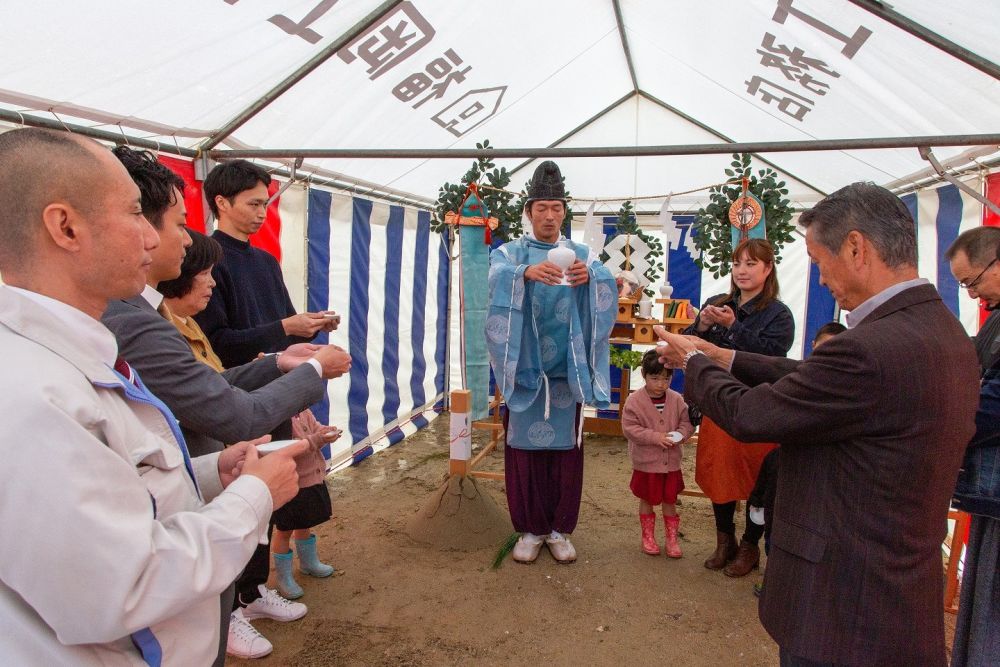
195;160;337;368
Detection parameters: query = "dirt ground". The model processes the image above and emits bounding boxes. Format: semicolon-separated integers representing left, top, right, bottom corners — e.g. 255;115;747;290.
228;416;956;667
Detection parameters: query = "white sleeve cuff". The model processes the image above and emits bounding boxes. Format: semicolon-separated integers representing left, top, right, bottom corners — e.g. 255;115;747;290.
192;452;224;502
222;475;274;544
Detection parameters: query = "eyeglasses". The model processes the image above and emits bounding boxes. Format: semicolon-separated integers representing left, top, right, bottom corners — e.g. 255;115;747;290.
960;258;997;290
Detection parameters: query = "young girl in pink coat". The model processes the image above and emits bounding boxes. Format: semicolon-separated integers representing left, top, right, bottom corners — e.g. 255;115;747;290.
622;349;694;557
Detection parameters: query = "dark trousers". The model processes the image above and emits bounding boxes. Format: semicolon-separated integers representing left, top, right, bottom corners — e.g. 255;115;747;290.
213;584;236;667
779;647;838;666
951;515;1000;666
233;520;275;609
503;407;584;535
712;501;765;545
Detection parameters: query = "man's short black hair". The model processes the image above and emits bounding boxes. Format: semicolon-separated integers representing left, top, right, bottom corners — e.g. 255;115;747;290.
0;128;100;271
641;348;672;378
112;146;185;229
945;226;1000;267
158;230;223;299
814;321;846;342
203;160;271;218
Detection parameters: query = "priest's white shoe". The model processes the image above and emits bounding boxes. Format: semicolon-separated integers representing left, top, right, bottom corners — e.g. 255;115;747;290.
512;533;545;563
546;531;577;564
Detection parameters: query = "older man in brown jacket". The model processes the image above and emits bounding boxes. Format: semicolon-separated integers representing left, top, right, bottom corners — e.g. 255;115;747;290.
657;182;979;666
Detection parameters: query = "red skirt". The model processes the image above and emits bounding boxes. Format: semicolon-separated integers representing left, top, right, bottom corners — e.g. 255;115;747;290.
630;469;685;505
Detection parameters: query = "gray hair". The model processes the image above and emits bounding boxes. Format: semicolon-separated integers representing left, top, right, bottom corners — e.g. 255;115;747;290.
945;226;1000;267
0;128;100;272
800;182;917;269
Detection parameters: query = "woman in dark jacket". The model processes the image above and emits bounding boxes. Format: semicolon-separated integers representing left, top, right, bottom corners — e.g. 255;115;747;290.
684;238;794;577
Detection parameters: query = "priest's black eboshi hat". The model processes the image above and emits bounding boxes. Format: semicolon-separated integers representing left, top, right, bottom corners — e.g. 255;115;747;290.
525;160;567;202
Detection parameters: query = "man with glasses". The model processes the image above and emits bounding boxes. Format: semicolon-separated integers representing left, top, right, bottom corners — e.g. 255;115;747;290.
195;160;338;368
946;226;1000;369
946;226;1000;665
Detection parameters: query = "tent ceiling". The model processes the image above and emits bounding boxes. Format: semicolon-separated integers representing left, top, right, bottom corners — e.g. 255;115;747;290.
3;0;998;209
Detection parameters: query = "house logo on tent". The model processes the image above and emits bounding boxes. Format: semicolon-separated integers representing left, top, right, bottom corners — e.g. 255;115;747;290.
433;86;506;138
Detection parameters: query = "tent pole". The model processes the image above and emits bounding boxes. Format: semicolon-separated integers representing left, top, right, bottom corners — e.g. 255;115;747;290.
892;154;1000;197
507;91;636;180
637;90;828;197
200;0;403;151
0;109;197;158
920;147;1000;217
0;108;433;209
209;133;1000;160
612;0;639;93
846;0;1000;82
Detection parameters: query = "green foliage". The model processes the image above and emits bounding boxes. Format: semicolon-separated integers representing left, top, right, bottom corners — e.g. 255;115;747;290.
600;200;664;297
491;532;520;569
692;153;796;278
609;346;644;371
431;139;524;243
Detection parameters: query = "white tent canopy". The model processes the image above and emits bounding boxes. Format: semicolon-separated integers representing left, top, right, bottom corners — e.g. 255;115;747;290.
4;0;999;212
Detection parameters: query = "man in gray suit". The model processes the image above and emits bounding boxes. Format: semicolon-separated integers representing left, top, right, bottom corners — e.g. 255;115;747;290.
657;183;979;666
101;147;351;662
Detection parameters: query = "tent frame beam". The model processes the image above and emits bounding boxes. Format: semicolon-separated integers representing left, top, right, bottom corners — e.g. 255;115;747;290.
0;108;197;157
0;109;432;209
209;133;1000;160
612;0;638;92
847;0;1000;82
506;91;635;180
920;147;1000;217
200;0;402;151
637;90;828;196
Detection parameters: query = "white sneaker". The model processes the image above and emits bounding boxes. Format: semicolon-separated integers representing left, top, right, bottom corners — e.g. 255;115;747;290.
546;532;577;563
227;608;273;659
242;584;307;622
512;533;545;563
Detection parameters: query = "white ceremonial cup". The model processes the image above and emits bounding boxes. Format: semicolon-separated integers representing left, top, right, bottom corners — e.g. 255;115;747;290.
547;245;577;286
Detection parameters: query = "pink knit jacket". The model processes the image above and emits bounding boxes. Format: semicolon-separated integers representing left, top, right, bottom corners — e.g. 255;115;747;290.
621;387;694;473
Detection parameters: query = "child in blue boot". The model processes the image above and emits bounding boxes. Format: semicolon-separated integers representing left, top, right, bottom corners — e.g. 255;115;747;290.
271;410;341;599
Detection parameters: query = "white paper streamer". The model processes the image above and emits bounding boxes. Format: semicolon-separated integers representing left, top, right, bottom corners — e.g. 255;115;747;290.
658;195;676;286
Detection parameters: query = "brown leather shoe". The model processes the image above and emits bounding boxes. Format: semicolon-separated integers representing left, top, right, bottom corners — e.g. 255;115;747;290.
723;539;760;577
704;531;738;570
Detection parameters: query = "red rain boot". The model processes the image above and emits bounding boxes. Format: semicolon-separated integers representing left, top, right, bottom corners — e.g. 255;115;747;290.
663;515;682;558
640;513;660;555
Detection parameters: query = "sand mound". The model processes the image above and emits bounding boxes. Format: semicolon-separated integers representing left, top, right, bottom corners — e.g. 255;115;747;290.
405;474;512;550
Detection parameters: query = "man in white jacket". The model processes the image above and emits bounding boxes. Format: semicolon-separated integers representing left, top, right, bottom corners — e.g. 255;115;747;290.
0;127;308;665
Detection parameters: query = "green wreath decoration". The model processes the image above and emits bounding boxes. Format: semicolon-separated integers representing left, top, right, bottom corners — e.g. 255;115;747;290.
692;153;796;278
432;140;574;243
431;140;523;243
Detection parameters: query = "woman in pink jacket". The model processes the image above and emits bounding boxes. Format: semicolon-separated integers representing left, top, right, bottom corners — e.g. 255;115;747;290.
622;349;695;557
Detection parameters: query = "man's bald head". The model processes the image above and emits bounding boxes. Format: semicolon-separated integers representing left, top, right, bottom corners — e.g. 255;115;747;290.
0;128;104;272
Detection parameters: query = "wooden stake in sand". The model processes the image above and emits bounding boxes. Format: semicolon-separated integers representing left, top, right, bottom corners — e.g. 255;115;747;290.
404;388;512;551
449;389;472;476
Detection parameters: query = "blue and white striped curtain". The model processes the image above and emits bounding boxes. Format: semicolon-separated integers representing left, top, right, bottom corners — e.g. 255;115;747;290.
306;189;449;464
901;180;983;336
